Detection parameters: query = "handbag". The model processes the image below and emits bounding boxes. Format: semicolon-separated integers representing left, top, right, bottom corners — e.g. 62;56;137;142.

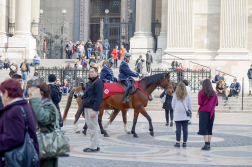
134;59;140;72
182;100;192;117
37;103;70;159
4;106;39;167
160;92;166;103
197;99;208;118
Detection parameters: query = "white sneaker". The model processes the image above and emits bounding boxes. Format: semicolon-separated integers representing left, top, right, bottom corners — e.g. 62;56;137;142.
127;112;129;116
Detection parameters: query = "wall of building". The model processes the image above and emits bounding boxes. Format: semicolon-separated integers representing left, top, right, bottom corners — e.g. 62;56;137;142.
40;0;75;41
248;0;252;53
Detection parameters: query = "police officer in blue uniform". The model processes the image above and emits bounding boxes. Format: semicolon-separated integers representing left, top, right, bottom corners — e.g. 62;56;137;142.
119;53;142;103
100;58;118;83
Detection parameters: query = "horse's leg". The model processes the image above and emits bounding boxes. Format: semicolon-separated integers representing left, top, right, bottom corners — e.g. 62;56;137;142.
139;108;154;136
104;109;120;131
131;110;139;138
98;103;109;137
122;109;130;134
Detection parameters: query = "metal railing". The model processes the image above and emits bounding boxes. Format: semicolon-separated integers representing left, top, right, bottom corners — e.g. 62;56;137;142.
35;66;89;87
151;68;211;93
215;69;236;79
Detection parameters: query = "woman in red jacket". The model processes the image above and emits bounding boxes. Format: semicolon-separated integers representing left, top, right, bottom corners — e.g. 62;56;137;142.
111;45;119;68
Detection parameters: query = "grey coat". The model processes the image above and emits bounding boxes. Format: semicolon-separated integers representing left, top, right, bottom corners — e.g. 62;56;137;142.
135;58;144;74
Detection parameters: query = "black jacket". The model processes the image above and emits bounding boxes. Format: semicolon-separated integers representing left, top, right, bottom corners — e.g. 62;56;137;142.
89;57;96;65
0;96;3;109
146;54;153;64
20;62;30;73
49;84;62;110
83;76;104;112
160;90;173;110
248;69;252;79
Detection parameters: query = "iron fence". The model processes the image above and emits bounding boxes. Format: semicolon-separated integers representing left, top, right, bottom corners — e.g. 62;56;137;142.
35;67;89;88
151;68;211;93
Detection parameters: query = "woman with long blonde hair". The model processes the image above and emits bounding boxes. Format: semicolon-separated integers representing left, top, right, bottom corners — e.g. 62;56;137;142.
172;82;192;148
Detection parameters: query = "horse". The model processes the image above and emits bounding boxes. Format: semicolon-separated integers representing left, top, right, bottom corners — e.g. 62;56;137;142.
62;87;130;137
74;72;174;138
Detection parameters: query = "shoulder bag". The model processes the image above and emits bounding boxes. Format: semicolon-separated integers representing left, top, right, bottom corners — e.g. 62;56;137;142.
37;102;70;159
134;59;140;72
160;91;166;103
182;100;192;117
4;106;39;167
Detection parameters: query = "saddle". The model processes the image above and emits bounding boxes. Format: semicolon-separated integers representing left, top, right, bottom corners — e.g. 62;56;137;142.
116;80;137;95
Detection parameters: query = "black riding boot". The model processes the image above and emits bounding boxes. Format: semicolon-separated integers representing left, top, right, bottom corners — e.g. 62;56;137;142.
123;88;131;104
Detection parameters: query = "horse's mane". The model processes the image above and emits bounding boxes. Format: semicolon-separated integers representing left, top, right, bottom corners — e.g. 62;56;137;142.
141;73;166;88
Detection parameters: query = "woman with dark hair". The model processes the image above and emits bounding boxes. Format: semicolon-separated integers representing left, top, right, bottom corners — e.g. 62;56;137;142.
172;82;192;147
160;86;174;127
198;79;218;150
0;79;39;167
28;81;59;166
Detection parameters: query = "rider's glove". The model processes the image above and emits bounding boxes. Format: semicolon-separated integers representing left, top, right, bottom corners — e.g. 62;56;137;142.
139;73;143;77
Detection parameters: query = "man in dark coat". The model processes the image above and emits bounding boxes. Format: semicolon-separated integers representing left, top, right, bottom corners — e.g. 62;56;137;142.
160;90;174;127
146;50;153;74
171;59;179;70
135;55;145;74
48;74;63;127
229;79;241;97
100;58;117;83
247;64;252;95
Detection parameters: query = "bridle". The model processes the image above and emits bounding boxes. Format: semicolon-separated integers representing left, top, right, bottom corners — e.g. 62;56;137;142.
154;74;174;90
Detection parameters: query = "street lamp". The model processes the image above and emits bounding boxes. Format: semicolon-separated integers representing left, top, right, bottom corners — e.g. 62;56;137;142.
40;9;43;14
39;9;43;23
62;9;66;22
105;9;109;14
129;9;133;14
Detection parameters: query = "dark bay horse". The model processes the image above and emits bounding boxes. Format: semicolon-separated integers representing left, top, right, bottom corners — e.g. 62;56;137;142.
73;72;174;138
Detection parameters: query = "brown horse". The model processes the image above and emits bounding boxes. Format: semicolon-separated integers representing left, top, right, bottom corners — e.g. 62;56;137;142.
62;87;130;136
74;72;174;138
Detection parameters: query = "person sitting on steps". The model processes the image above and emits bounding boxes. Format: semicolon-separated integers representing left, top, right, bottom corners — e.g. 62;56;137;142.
228;79;241;98
119;53;142;104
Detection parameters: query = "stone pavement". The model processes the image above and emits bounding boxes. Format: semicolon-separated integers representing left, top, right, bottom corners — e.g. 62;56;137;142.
59;109;252;167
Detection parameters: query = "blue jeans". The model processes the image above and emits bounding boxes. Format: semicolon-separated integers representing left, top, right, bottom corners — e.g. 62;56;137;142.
21;71;28;85
121;80;132;89
175;121;188;142
64;87;69;94
23;89;28;98
87;48;92;59
104;49;109;60
249;79;252;92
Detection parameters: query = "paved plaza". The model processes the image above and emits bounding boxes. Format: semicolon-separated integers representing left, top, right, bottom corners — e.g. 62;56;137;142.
59;109;252;167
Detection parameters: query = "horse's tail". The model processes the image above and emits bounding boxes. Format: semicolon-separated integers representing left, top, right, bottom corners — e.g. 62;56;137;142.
62;87;77;122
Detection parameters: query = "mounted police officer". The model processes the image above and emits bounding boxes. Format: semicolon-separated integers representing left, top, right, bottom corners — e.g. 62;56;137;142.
100;58;118;83
119;53;142;103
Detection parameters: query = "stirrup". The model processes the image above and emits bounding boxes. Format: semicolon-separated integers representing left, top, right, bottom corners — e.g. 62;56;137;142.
123;97;130;104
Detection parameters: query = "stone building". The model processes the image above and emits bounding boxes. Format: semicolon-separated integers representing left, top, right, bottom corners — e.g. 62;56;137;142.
0;0;252;81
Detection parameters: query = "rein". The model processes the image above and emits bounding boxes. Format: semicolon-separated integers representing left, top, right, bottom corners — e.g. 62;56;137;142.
154;74;173;90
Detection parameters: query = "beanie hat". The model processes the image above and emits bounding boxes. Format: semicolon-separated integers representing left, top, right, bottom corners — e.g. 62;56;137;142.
48;74;56;82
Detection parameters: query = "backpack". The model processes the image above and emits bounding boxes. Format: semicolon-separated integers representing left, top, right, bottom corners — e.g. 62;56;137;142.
21;62;27;72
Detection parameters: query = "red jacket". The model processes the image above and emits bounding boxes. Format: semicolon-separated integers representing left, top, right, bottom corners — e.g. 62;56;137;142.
175;66;185;76
111;49;119;60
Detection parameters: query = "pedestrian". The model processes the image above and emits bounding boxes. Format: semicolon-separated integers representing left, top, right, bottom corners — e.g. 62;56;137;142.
182;80;191;95
125;41;130;52
228;79;241;98
146;50;153;74
160;87;174;127
212;71;221;83
48;74;63;127
219;73;226;81
247;64;252;95
87;39;93;59
28;80;59;166
120;45;126;60
83;67;104;152
11;74;23;85
0;55;3;70
0;79;39;167
3;58;10;70
63;79;70;95
30;54;41;66
20;58;31;85
135;55;144;74
102;39;110;60
77;41;84;60
65;63;72;70
172;82;192;147
111;45;119;68
171;59;179;70
9;60;18;77
175;63;185;83
66;41;73;59
81;55;87;69
198;79;218;150
89;54;96;66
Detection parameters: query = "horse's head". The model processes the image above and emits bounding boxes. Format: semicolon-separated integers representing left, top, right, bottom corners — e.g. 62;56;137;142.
159;73;175;94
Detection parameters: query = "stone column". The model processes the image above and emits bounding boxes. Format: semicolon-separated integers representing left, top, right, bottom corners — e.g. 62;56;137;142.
217;0;249;59
130;0;154;59
157;0;168;56
163;0;194;60
80;0;90;42
15;0;32;36
0;0;8;47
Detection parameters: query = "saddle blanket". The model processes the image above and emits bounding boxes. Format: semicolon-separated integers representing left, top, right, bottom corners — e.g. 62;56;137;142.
103;81;139;99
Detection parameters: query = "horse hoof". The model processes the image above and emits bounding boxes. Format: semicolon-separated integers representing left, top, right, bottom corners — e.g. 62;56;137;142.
104;133;109;137
150;131;154;137
133;133;138;138
82;131;86;136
